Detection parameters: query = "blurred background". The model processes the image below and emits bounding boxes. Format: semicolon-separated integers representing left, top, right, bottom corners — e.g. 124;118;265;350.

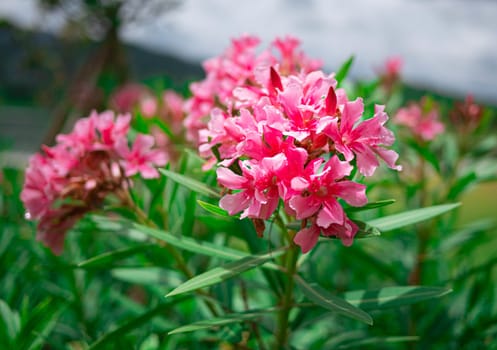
1;0;497;158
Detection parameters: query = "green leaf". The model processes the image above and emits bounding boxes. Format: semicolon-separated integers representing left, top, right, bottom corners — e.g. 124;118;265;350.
336;336;419;349
295;275;373;325
366;203;460;231
89;216;251;262
335;56;355;87
17;298;65;350
77;244;154;269
343;286;452;310
353;221;381;239
111;267;183;286
318;220;380;242
447;172;477;200
407;139;441;173
159;168;220;198
345;199;396;213
0;299;20;344
131;222;251;261
166;250;284;297
168;310;270;335
197;200;235;218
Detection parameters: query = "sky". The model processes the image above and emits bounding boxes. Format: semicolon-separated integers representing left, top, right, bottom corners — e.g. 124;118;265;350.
2;0;497;104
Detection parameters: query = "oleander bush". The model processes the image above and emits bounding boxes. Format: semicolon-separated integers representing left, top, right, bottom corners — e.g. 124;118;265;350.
1;35;496;349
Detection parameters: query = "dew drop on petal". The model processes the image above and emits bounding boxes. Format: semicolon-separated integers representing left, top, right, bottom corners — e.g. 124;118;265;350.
24;211;32;220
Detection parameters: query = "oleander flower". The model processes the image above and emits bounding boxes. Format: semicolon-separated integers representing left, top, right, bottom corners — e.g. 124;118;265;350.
21;110;168;254
395;98;445;141
196;36;401;253
450;95;484;133
184;34;322;144
318;100;402;176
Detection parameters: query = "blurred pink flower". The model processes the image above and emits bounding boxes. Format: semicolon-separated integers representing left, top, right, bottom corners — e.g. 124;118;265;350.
110;83;151;113
21;110;168;254
450;94;484;133
116;134;168;178
395;99;445;141
383;56;403;77
140;97;158;118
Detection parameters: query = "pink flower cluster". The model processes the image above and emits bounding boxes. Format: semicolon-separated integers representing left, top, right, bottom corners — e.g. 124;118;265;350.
21;111;167;254
394;98;445;141
184;35;322;144
192;36;402;253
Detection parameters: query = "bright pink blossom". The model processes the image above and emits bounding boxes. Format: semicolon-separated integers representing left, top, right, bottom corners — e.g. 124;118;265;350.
197;36;401;253
289;156;366;222
218;154;287;220
184;34;323;144
318;100;402;176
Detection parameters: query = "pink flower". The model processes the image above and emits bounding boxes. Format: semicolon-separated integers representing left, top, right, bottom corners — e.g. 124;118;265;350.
289;156;367;229
140;96;158;118
383;56;403;77
110;83;151;113
217;154;288;220
294;216;359;253
395;99;445;141
450;94;483;133
184;34;323;144
21;153;63;220
318;100;402;176
288;156;366;253
117;134;169;179
162;90;185;134
21;110;168;254
194;36;402;253
271;36;322;74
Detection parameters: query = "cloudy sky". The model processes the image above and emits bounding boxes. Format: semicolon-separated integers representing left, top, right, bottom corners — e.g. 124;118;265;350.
2;0;497;104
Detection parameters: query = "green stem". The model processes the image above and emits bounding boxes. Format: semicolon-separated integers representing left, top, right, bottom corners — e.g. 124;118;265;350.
275;237;299;348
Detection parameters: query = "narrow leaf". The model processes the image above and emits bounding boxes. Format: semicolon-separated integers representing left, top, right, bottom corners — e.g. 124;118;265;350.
295;275;373;325
17;298;65;350
168;311;268;335
318;220;380;242
345;199;396;213
111;267;182;286
77;244;154;269
354;221;381;238
132;222;250;261
166;250;284;297
197;200;236;218
366;203;460;232
159;168;220;198
0;300;20;342
447;172;477;200
407;139;441;173
335;55;355;87
343;286;452;310
337;336;419;349
90;216;249;261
